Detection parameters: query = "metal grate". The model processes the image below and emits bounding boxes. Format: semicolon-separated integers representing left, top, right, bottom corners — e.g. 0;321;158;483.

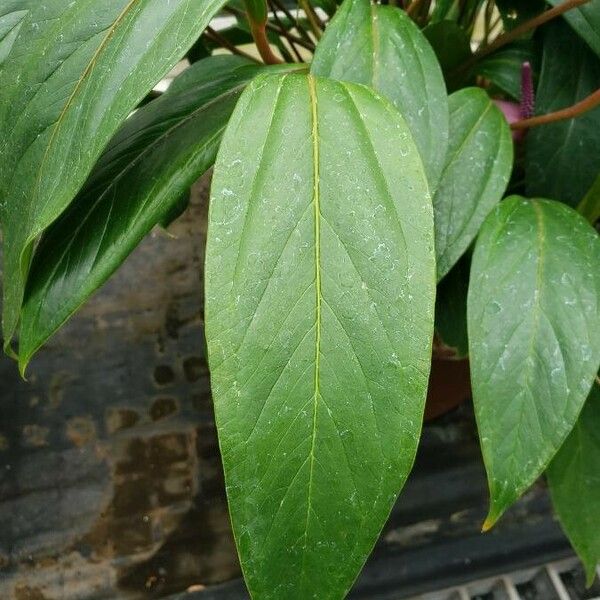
409;558;600;600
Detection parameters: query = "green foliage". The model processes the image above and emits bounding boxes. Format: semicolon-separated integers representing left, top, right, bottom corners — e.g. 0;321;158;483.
526;20;600;207
0;0;227;353
434;87;513;280
2;0;600;596
548;0;600;58
468;197;600;527
477;41;535;100
18;57;296;372
311;0;449;187
206;71;435;599
548;381;600;586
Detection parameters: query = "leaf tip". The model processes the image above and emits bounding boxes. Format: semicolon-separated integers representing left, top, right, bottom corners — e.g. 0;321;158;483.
481;517;495;533
583;561;598;588
482;505;503;532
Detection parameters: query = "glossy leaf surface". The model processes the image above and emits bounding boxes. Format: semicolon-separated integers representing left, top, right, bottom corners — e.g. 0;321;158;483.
0;0;31;64
18;57;292;371
311;0;448;188
205;73;436;599
434;88;513;280
548;382;600;585
548;0;600;58
526;21;600;207
468;197;600;527
0;0;227;351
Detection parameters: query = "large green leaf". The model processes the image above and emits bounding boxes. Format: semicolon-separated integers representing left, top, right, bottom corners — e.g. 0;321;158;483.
525;20;600;207
547;381;600;585
0;0;227;352
548;0;600;58
205;73;436;599
18;57;296;372
311;0;449;188
434;88;513;280
468;196;600;528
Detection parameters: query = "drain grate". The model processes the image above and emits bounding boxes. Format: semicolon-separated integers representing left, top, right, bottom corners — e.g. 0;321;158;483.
410;558;600;600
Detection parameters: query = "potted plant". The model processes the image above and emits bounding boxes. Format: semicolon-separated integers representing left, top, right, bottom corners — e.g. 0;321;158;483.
0;0;599;598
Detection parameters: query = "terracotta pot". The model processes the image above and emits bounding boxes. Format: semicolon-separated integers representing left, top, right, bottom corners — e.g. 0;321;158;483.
424;352;472;421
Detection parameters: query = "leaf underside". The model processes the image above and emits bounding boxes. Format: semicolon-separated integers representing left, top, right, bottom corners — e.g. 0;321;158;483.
468;196;600;527
311;0;449;189
205;73;436;599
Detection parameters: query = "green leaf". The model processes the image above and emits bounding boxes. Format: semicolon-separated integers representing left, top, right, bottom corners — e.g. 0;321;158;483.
547;381;600;586
434;88;513;280
19;57;295;371
477;41;535;101
468;196;600;528
205;73;435;599
525;20;600;207
0;0;227;353
423;20;472;91
578;171;600;225
311;0;449;188
0;1;31;65
548;0;600;58
435;253;470;358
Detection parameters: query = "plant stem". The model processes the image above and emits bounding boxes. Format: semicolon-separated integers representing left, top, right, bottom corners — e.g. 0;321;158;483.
205;27;261;63
298;0;323;38
461;0;592;70
269;0;304;61
511;87;600;130
406;0;427;16
225;6;316;51
250;20;283;63
270;0;314;45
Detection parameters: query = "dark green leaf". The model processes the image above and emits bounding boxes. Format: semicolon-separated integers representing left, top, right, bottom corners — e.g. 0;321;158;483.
0;0;227;352
159;191;191;230
423;20;472;91
548;381;600;585
435;253;470;358
468;196;600;528
548;0;600;58
205;73;436;599
19;57;295;371
477;41;535;100
311;0;449;188
434;87;513;280
525;20;600;207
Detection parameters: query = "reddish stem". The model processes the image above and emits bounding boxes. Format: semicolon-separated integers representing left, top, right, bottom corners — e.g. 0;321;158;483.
511;88;600;130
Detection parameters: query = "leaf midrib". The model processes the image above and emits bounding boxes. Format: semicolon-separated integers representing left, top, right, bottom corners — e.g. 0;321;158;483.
301;74;323;584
